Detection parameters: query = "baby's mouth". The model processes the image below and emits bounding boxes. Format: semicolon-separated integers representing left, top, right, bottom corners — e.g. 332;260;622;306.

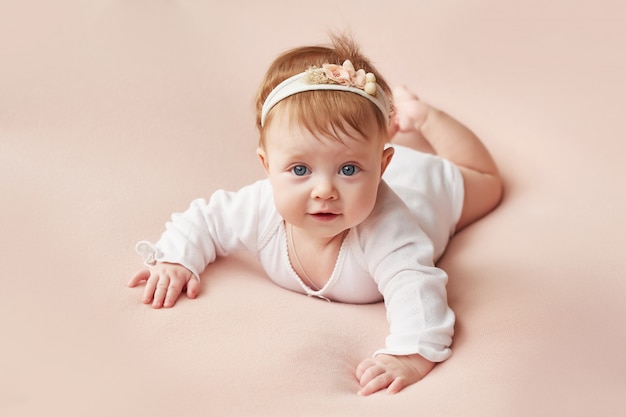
309;212;339;221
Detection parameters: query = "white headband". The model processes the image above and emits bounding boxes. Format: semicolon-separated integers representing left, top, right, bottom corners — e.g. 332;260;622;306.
260;60;391;127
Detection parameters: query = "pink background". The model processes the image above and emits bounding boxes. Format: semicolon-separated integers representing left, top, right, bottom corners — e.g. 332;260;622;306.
2;1;625;416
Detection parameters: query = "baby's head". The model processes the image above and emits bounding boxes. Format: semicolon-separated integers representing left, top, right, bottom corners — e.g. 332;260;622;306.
255;35;396;238
255;34;393;148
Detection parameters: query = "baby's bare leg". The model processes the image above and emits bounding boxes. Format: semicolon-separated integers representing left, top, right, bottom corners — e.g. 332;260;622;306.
391;129;435;154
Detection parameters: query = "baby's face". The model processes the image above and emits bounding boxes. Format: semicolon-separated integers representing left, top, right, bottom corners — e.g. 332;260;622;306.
258;109;393;240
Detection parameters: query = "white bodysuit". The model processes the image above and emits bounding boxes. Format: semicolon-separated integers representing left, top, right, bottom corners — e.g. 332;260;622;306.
137;145;464;362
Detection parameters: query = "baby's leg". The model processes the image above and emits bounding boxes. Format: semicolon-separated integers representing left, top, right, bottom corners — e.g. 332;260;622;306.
390;85;503;230
390;86;434;154
391;130;435;154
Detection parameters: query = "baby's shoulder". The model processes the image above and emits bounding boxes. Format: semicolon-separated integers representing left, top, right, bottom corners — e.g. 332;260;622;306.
209;178;281;229
352;182;436;268
356;181;424;238
369;181;417;219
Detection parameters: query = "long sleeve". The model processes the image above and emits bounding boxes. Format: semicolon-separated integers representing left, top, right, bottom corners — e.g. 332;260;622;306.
357;182;455;362
136;180;275;279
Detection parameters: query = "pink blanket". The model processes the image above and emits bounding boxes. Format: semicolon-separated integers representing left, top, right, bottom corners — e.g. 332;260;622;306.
2;1;625;415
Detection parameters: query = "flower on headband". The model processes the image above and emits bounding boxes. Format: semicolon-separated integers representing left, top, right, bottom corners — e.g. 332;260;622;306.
323;60;366;87
306;60;378;95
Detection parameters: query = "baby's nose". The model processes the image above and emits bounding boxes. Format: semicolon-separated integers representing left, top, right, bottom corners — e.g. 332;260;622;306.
311;179;338;200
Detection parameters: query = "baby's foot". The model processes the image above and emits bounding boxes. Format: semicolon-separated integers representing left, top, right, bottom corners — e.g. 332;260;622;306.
392;86;428;132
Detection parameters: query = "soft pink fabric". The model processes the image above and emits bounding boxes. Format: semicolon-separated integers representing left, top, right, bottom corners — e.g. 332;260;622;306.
2;1;625;415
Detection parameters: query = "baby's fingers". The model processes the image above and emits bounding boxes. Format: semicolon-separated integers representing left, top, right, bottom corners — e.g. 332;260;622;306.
142;272;160;305
386;376;410;394
356;360;387;396
128;269;150;287
186;278;200;299
162;276;188;308
358;372;394;396
151;275;172;308
355;358;375;381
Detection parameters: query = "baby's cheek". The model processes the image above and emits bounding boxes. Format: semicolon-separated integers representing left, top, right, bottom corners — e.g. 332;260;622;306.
350;189;378;223
272;191;303;223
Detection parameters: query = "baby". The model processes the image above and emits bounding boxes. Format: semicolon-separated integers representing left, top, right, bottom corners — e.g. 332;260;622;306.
128;34;503;396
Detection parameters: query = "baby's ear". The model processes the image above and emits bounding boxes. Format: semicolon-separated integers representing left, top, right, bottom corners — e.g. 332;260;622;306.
380;146;395;176
257;148;270;173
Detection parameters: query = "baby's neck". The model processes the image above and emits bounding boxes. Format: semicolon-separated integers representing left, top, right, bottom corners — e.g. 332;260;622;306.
286;224;348;290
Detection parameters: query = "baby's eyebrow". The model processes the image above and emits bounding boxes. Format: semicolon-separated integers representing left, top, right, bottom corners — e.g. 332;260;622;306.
282;151;310;161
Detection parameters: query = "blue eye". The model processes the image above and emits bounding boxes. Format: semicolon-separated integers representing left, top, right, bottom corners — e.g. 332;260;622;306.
291;165;309;176
340;164;359;176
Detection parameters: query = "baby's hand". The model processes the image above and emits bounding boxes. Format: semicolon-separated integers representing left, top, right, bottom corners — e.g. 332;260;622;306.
128;262;198;308
391;85;429;133
356;353;435;396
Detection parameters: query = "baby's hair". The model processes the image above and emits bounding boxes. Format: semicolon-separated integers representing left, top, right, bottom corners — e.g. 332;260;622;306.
255;33;393;147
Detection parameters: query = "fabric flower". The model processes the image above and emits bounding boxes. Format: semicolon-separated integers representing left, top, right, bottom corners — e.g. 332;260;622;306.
323;60;367;88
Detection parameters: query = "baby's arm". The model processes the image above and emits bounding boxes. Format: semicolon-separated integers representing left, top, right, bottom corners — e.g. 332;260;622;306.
356;353;434;396
391;86;503;230
128;262;198;309
128;181;271;308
